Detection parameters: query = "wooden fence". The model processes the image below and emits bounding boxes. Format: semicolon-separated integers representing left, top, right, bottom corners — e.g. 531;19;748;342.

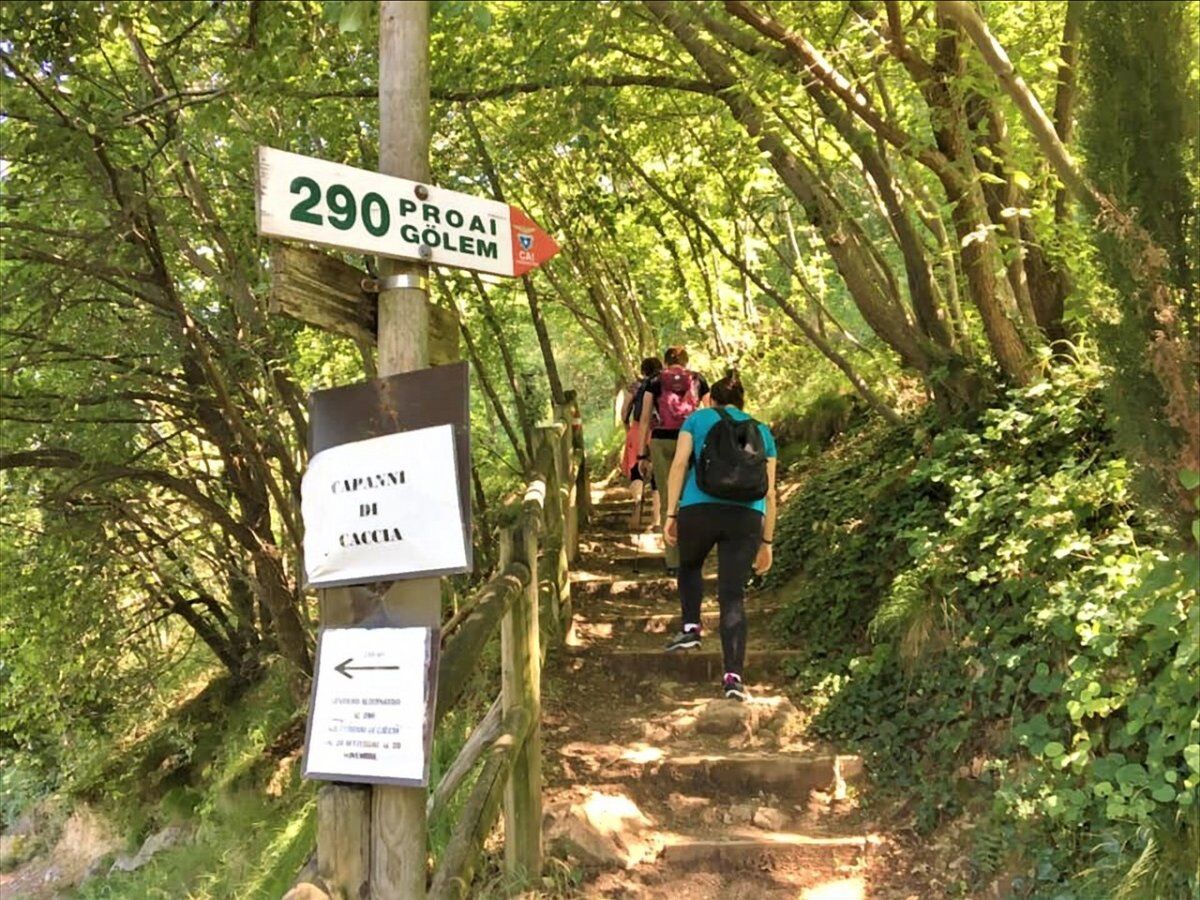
293;394;589;899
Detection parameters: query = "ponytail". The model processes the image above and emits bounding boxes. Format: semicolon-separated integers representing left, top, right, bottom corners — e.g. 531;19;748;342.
710;370;745;409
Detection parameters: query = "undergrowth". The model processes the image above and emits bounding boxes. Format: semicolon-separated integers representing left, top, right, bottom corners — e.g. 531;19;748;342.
70;663;315;899
770;361;1199;898
66;618;500;897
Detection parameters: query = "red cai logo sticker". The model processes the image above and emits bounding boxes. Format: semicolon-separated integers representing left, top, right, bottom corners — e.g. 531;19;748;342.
508;206;560;276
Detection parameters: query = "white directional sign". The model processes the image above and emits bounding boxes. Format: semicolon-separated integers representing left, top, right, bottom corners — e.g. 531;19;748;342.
256;146;559;277
301;423;469;588
304;626;435;785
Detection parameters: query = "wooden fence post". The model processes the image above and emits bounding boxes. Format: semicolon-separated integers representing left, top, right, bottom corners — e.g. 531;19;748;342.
563;390;590;527
560;420;579;564
500;512;542;883
536;426;569;640
553;423;572;630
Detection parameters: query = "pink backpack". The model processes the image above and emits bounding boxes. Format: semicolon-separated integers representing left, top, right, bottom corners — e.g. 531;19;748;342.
656;366;698;430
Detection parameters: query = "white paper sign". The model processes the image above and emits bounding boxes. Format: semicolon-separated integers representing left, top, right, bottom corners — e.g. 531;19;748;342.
304;626;433;784
301;424;468;588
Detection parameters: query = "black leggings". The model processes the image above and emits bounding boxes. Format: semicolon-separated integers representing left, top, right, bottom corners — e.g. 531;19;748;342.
677;504;763;677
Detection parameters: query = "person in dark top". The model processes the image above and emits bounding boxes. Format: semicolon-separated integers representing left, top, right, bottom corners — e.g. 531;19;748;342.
661;372;776;701
620;357;662;529
637;346;709;574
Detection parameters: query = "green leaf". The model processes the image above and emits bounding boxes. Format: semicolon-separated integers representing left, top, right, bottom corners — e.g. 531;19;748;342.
1184;744;1200;773
1151;784;1176;803
1116;763;1149;788
1180;469;1200;490
339;0;367;32
1043;741;1066;759
471;4;493;31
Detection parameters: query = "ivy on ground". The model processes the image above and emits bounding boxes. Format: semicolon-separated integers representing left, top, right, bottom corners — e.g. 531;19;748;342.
770;364;1199;898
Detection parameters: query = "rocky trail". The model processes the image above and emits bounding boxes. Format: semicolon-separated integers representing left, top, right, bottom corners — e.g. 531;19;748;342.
539;485;887;899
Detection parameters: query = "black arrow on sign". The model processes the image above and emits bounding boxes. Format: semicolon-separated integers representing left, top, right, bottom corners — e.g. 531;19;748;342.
334;657;401;679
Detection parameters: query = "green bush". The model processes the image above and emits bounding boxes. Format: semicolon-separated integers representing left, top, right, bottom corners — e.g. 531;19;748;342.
772;390;864;460
771;363;1199;897
763;416;937;646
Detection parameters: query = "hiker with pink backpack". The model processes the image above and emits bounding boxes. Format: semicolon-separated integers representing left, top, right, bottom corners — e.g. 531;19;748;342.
636;345;709;575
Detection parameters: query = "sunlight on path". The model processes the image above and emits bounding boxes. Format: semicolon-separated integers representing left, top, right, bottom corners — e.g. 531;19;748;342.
800;876;866;900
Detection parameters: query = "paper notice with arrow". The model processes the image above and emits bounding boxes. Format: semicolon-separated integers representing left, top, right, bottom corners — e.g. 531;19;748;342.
303;626;436;785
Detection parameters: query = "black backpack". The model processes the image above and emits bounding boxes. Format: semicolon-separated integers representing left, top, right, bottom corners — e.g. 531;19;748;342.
696;408;769;501
624;377;661;428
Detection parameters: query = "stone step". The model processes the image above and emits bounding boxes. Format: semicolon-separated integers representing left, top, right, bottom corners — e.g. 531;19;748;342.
649;752;863;800
602;648;796;681
579;557;681;579
586;503;660;517
577;545;667;561
590;489;634;505
589;519;660;532
569;575;708;599
588;517;661;533
590;512;655;527
605;550;666;565
586;521;655;538
571;619;785;655
580;533;661;550
584;607;787;634
592;499;639;513
658;830;867;868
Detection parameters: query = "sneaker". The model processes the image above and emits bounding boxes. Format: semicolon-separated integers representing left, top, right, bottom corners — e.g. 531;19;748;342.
723;674;750;702
665;629;701;651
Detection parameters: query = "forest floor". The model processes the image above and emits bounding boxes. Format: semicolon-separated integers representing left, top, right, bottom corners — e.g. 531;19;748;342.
536;483;935;899
0;666;313;899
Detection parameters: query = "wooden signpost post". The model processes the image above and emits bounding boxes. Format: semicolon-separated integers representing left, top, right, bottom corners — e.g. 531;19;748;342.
259;4;560;897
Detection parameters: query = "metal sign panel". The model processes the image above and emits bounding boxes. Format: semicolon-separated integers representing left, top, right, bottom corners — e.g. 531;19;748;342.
303;361;472;588
303;625;436;786
256;146;559;277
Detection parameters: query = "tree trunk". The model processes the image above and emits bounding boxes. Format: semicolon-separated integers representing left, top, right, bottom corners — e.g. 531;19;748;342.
644;1;937;381
465;110;566;405
926;14;1035;384
939;0;1200;495
468;273;535;460
714;4;956;354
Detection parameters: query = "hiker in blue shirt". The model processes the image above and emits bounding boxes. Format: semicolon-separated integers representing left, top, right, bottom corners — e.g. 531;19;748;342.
661;372;777;702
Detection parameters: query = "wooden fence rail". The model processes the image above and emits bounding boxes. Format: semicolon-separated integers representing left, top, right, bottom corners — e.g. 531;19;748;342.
291;393;587;900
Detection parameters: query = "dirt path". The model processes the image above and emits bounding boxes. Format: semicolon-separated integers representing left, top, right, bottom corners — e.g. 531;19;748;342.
538;485;905;899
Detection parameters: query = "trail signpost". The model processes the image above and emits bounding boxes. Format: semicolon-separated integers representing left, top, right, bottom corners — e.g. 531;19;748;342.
262;3;559;895
257;146;560;278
